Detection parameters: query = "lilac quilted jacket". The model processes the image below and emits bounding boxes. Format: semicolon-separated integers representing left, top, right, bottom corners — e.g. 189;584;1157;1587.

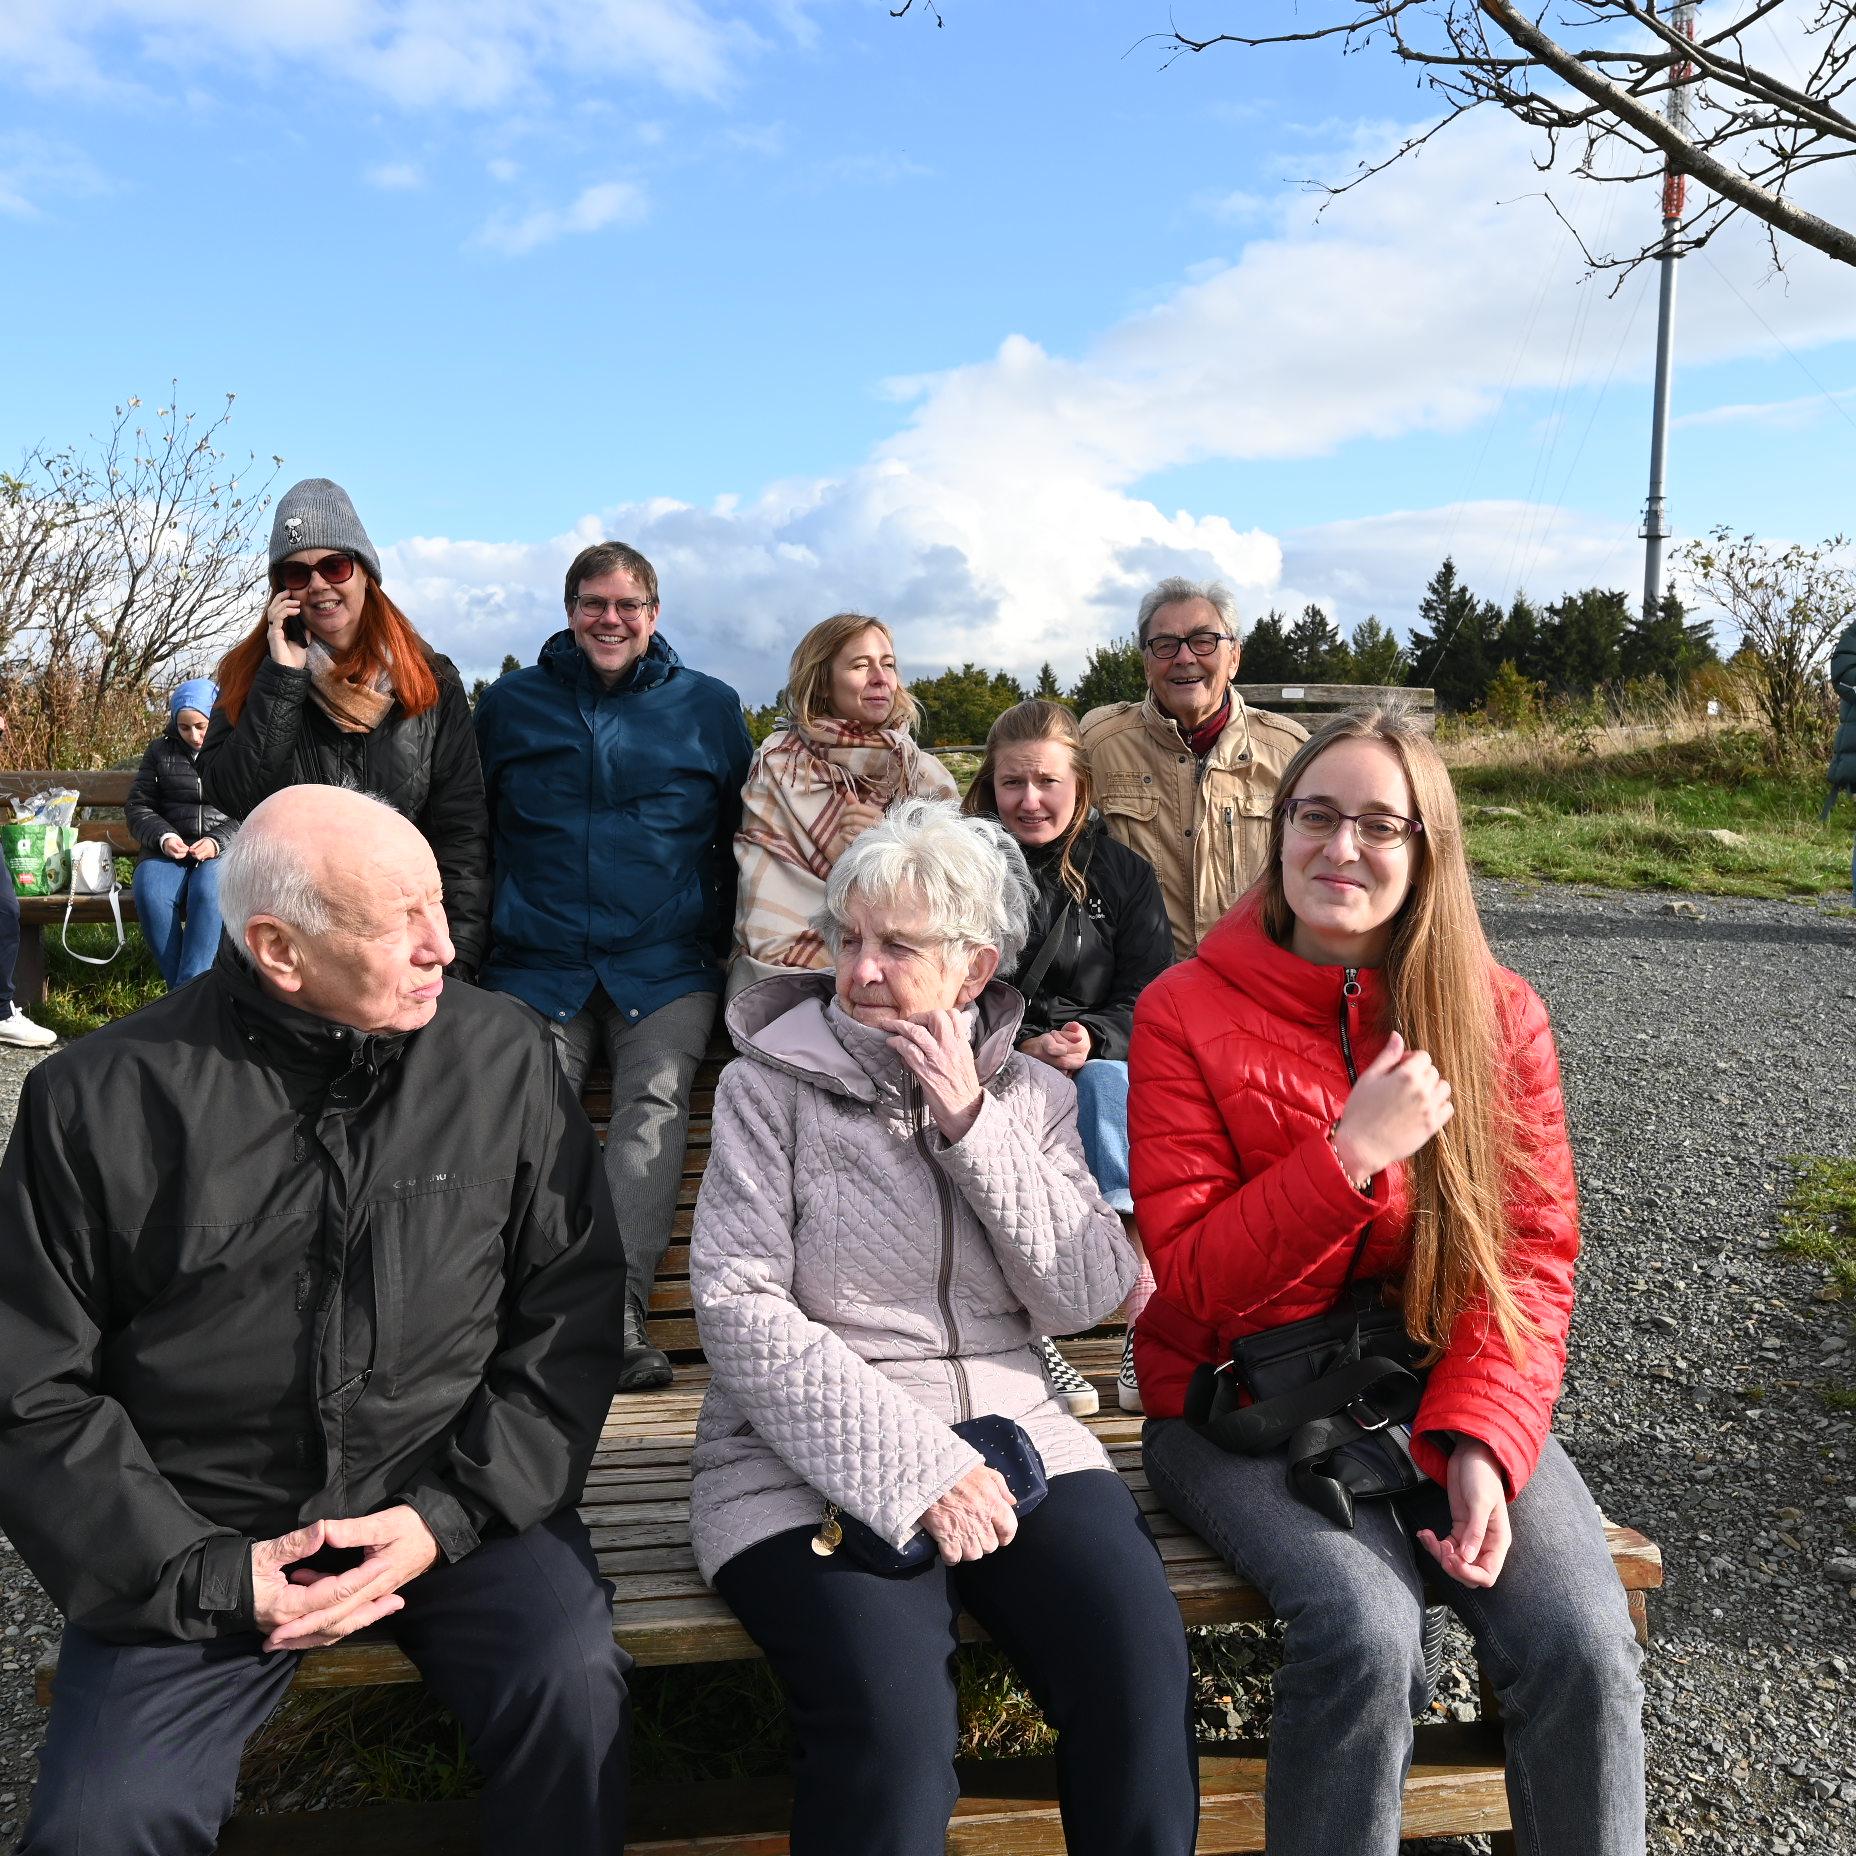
687;971;1136;1582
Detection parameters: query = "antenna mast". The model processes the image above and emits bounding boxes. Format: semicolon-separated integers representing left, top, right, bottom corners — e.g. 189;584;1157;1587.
1641;0;1700;617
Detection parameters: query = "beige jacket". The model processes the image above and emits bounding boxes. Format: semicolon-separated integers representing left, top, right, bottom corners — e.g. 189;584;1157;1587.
1079;693;1307;959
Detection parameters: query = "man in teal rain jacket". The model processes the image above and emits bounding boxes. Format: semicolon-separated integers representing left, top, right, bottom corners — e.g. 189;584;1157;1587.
475;542;752;1388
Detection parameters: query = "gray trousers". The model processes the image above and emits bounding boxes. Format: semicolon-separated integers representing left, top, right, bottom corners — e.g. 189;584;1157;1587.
1143;1422;1646;1856
550;986;716;1291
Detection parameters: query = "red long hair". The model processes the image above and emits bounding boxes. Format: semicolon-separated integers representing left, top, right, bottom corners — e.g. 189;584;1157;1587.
216;577;440;724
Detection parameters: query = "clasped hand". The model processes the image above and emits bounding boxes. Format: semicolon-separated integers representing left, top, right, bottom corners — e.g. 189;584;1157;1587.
250;1504;439;1651
880;1008;983;1143
1331;1031;1454;1180
919;1464;1018;1564
1018;1021;1090;1076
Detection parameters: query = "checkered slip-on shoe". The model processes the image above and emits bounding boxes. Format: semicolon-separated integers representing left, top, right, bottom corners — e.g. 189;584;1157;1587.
1035;1336;1099;1417
1116;1327;1143;1413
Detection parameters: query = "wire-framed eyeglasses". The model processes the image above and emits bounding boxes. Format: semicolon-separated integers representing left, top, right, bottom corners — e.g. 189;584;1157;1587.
1282;799;1424;849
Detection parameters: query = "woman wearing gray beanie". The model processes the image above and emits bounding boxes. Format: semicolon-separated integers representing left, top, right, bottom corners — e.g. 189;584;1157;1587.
199;478;490;977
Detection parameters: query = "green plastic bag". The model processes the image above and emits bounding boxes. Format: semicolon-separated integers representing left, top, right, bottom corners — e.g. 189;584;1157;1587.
3;821;70;897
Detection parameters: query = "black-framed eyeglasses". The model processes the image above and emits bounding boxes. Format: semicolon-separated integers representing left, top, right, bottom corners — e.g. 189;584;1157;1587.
1143;629;1234;661
1282;799;1424;849
274;552;357;592
573;595;656;620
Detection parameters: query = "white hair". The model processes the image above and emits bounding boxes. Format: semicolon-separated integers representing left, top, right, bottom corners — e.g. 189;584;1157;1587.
816;798;1037;972
1137;576;1241;646
217;787;403;944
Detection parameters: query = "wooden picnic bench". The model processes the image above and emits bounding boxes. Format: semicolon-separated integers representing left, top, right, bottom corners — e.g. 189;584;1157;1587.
33;1046;1663;1853
1;769;141;1003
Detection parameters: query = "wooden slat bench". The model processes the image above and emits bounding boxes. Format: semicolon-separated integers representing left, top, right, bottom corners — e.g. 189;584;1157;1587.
1;769;141;1003
34;1055;1662;1853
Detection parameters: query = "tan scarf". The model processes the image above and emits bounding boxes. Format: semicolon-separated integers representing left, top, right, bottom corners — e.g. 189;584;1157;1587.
306;639;395;735
732;715;958;973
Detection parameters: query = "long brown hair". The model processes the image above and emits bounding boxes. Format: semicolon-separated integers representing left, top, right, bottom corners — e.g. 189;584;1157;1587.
216;575;440;724
1253;704;1541;1362
785;612;922;737
963;700;1094;903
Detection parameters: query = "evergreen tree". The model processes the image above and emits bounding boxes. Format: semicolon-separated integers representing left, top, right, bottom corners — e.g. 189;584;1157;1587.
1237;608;1298;683
908;663;1026;747
1405;559;1498;711
1497;594;1548;683
1285;603;1351;680
1033;661;1065;702
744;701;785;744
1070;636;1146;714
1619;591;1722;689
1544;588;1630;693
1346;616;1407;687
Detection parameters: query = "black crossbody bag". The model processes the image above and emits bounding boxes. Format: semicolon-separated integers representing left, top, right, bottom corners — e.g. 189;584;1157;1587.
1184;1236;1432;1529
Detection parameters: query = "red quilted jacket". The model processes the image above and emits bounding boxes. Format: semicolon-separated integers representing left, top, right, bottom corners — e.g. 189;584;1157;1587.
1128;904;1581;1497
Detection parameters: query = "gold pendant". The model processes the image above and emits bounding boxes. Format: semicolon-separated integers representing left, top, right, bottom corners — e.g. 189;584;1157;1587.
811;1508;843;1557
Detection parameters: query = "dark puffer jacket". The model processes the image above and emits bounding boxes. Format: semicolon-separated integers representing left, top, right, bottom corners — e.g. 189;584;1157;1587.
0;943;626;1643
1003;814;1173;1061
199;654;490;976
125;724;235;854
1828;618;1856;805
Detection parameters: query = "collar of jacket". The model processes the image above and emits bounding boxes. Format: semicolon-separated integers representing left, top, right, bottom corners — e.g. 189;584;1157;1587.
1192;902;1390;1032
539;627;678;698
1138;690;1256;771
724;968;1025;1102
212;938;415;1081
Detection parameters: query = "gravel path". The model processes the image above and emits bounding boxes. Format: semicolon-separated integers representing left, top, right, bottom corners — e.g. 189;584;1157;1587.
2;882;1854;1851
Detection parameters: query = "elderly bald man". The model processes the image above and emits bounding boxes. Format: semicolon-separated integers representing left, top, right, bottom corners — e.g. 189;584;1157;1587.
0;786;632;1856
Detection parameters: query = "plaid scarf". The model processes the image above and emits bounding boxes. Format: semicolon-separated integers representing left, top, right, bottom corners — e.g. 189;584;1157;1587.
305;639;395;735
732;716;958;974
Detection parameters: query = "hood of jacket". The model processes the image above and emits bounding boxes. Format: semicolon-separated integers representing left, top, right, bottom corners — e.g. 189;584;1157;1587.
539;627;679;697
724;966;1026;1103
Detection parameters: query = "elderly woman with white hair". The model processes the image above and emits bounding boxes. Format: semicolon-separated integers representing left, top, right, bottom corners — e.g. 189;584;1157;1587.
689;799;1198;1856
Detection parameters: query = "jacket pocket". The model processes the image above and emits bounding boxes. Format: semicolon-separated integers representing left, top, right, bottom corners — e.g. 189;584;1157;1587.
368;1178;511;1399
1098;776;1159;827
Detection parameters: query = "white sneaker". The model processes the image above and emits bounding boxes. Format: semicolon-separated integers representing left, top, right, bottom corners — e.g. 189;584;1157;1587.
0;1005;58;1049
1034;1337;1099;1417
1117;1328;1143;1413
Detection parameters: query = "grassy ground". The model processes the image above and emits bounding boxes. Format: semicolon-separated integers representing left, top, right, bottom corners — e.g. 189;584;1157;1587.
1778;1156;1856;1412
1454;729;1853;902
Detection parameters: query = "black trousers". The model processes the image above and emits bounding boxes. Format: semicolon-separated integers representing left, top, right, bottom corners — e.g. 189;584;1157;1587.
22;1509;631;1856
0;873;18;1015
713;1468;1200;1856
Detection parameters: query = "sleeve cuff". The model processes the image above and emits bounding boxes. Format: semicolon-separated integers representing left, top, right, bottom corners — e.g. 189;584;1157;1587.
197;1532;256;1630
400;1480;484;1563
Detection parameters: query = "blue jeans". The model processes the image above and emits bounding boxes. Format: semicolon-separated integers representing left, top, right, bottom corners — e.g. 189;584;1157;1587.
1144;1420;1645;1856
131;855;224;990
1074;1059;1132;1212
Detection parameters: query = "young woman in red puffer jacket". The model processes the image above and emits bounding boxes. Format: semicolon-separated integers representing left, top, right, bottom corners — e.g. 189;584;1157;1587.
1131;704;1645;1856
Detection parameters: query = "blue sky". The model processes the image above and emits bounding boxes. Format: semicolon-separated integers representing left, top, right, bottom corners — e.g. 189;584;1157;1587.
3;0;1852;701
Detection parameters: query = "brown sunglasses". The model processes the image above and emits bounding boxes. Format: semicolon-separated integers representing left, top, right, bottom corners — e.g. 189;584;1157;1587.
274;552;358;592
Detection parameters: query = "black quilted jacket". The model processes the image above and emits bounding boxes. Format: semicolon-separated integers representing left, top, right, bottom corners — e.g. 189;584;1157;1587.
199;653;490;976
125;725;235;854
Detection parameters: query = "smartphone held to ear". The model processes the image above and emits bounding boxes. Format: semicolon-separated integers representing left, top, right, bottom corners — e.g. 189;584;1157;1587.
283;612;308;647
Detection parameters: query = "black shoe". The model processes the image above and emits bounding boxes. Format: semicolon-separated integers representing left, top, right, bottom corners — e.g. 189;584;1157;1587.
618;1289;673;1391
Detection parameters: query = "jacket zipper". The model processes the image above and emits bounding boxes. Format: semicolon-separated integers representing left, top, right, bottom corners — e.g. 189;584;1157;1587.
909;1076;971;1421
1338;967;1362;1084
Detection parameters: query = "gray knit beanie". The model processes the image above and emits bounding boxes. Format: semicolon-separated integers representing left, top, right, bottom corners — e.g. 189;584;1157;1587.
268;478;382;584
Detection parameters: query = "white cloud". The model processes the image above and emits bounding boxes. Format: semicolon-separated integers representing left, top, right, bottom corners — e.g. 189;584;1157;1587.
1674;388;1856;433
473;177;649;255
0;129;107;216
364;160;424;191
0;1;783;110
383;110;1856;699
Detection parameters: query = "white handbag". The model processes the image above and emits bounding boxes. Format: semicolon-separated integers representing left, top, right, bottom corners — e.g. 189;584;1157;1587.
59;839;126;967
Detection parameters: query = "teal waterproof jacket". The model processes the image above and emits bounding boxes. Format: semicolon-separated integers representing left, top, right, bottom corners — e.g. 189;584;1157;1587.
474;630;752;1025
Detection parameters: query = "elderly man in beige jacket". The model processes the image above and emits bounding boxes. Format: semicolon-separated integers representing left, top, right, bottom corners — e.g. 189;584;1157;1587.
1080;576;1307;959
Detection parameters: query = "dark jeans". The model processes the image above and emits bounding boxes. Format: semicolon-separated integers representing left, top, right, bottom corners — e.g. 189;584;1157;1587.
131;854;225;990
713;1468;1199;1856
22;1510;631;1856
0;873;19;1015
1144;1421;1645;1856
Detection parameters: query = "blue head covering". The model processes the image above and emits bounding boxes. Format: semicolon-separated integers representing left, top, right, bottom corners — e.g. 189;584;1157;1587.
170;677;218;722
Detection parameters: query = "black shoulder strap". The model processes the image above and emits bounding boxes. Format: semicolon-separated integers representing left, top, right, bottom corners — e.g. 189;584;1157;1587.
1016;897;1076;1005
